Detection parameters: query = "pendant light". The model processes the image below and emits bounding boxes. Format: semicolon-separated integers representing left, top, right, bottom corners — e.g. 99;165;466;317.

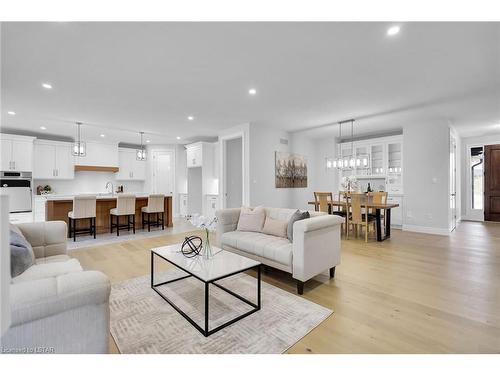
72;122;86;156
136;132;147;161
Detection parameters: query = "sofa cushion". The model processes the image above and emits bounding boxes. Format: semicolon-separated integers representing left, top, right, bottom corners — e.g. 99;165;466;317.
287;210;310;242
236;206;266;232
264;207;298;222
11;258;83;284
262;217;288;238
221;231;292;266
10;228;35;278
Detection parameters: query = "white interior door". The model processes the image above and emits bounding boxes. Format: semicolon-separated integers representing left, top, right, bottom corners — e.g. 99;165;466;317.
225;137;243;208
152;150;174;196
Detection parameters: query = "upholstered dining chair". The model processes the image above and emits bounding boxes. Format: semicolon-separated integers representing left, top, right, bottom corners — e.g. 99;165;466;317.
110;194;136;236
68;195;97;241
347;192;376;242
313;192;333;214
141;194;165;231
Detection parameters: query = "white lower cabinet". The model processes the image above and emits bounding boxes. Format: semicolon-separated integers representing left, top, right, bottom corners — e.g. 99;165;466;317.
387;195;403;226
33;196;47;222
205;195;219;219
179;193;188;217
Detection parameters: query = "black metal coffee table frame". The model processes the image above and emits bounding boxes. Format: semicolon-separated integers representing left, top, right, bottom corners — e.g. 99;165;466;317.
150;251;261;337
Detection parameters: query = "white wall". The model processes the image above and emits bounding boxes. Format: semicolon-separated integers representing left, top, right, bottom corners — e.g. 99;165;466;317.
402;121;450;233
34;171;144;195
248;124;292;208
289;133;339;210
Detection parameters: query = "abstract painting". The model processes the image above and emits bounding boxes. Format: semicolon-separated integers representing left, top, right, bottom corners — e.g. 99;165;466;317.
275;151;307;188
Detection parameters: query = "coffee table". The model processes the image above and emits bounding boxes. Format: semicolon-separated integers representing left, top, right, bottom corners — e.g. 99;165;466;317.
150;244;261;337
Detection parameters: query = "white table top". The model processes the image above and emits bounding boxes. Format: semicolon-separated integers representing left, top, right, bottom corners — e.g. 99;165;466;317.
151;243;261;282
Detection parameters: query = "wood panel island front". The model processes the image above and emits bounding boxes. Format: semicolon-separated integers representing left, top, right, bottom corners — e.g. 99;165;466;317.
45;194;173;236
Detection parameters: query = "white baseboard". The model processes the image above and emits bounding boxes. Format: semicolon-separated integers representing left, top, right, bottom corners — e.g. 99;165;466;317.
402;224;450;236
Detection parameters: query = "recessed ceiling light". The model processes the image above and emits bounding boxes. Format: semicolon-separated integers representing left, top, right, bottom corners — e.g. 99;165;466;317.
7;111;16;115
187;116;194;121
387;26;400;36
176;136;181;140
40;126;47;130
248;88;257;95
146;140;151;143
100;134;105;137
42;83;52;89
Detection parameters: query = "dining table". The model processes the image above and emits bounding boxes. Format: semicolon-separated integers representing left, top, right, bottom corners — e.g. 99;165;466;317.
307;199;400;241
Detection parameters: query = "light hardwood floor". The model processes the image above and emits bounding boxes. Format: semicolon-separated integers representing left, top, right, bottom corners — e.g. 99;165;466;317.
70;221;500;354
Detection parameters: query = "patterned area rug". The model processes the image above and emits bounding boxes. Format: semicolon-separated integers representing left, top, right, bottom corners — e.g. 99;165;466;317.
110;269;332;353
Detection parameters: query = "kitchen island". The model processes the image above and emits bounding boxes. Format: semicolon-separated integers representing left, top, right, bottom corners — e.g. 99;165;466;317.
45;194;173;236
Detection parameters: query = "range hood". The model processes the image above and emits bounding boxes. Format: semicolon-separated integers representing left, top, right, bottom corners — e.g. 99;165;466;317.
74;165;119;173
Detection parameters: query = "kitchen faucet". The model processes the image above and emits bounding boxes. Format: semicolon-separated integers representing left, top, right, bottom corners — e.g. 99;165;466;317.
105;181;114;194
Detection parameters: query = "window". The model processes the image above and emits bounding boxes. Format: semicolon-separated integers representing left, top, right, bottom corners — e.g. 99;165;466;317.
470;146;483;210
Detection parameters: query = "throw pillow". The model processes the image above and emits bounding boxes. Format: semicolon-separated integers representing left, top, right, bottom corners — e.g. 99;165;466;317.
287;210;311;241
10;229;35;278
262;217;288;238
236;206;266;232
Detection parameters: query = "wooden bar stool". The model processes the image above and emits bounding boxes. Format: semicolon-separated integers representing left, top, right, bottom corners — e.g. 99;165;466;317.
110;194;136;236
68;195;97;241
141;194;165;231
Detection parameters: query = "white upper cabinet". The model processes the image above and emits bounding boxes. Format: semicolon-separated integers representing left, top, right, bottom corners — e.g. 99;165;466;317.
186;143;203;168
33;140;74;179
115;148;146;180
73;141;118;167
0;134;35;172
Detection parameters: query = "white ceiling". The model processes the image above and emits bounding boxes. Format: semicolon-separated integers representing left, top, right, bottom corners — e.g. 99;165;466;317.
1;22;499;143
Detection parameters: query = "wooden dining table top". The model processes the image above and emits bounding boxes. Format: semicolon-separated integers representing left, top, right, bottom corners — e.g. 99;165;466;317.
307;200;399;209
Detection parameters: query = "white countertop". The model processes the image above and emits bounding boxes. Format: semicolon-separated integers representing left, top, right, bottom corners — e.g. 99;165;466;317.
37;192;170;201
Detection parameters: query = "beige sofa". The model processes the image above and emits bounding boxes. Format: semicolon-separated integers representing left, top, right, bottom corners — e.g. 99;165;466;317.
1;221;110;354
216;207;343;294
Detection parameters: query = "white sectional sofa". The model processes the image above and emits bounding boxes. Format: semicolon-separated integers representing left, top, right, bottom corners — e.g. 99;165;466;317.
216;207;343;294
1;221;111;353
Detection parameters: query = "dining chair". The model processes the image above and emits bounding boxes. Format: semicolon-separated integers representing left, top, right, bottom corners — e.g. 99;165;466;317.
110;194;136;236
141;194;165;231
313;192;333;214
367;191;388;228
68;195;97;241
347;193;376;242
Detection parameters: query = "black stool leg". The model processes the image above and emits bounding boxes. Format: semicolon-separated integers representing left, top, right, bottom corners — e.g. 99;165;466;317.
93;217;96;239
148;213;151;232
110;215;113;233
142;212;145;229
73;218;76;242
68;217;72;238
117;216;120;236
162;212;164;230
127;215;130;232
132;214;135;234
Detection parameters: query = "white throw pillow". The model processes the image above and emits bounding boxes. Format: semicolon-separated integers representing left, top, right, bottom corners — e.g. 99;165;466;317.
262;217;288;238
236;206;266;232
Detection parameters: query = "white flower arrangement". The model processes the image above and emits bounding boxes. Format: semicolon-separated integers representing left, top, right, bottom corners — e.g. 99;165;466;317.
189;214;218;259
341;176;359;192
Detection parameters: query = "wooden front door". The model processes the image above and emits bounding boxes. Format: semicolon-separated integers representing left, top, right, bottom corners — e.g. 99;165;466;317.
484;144;500;221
